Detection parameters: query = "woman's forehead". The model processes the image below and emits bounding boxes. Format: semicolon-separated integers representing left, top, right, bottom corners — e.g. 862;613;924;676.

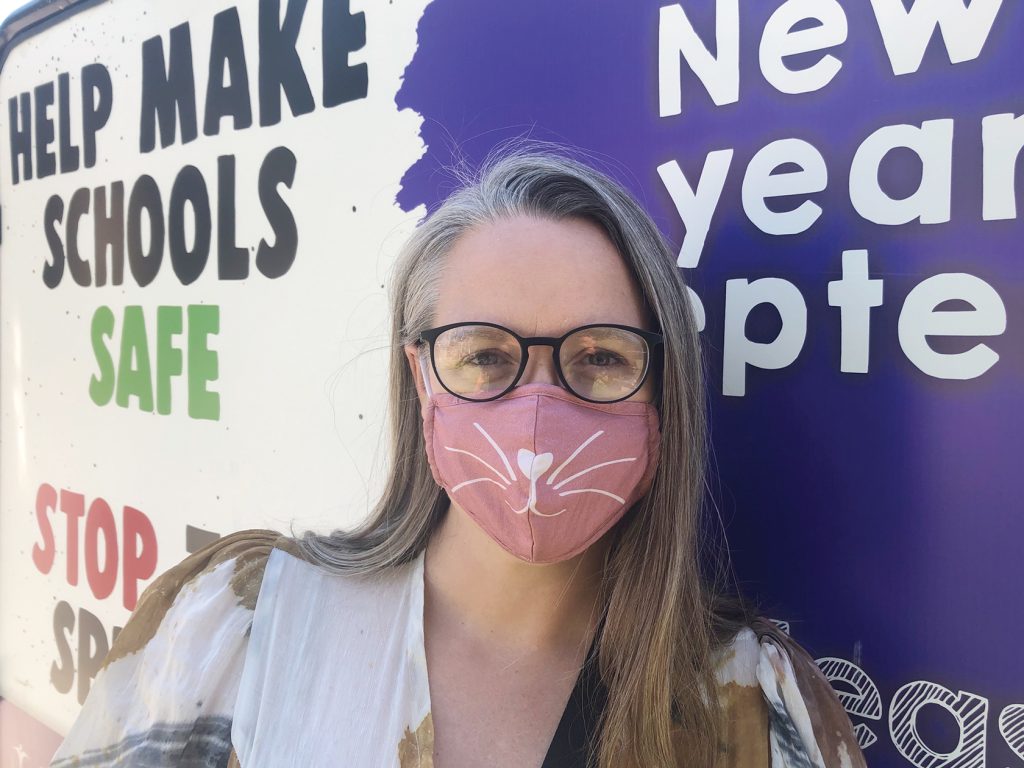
431;214;650;333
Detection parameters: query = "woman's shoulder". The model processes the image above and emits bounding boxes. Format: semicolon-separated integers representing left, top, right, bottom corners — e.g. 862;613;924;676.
710;616;867;768
49;528;301;767
100;527;300;668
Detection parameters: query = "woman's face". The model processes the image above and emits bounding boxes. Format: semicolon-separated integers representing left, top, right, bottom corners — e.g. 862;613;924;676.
404;214;657;406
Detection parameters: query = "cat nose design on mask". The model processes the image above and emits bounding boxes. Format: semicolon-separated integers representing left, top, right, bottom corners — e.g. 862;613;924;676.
422;381;661;564
511;447;562;517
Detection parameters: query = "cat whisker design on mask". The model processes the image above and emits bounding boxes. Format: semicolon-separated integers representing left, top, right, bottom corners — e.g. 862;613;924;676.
443;423;638;518
444;422;518;490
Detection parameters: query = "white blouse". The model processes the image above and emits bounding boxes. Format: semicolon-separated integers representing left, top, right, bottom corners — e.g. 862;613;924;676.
49;528;866;767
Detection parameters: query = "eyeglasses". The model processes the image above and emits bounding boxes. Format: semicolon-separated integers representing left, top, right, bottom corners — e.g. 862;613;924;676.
416;321;663;403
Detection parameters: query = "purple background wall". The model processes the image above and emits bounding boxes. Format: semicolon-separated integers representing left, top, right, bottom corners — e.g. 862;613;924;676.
396;2;1023;765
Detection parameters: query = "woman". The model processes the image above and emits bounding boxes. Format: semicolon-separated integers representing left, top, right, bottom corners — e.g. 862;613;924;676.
50;147;867;768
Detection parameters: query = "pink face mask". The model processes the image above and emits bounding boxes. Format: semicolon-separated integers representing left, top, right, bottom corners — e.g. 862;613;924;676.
419;369;661;564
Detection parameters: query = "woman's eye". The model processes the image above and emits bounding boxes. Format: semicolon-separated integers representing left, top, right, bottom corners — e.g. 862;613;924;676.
584;350;627;367
463;350;511;367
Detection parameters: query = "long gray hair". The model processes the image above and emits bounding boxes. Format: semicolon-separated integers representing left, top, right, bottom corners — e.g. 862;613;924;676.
291;140;758;767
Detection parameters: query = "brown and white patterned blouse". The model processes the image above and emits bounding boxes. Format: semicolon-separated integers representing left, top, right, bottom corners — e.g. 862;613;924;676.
49;529;867;768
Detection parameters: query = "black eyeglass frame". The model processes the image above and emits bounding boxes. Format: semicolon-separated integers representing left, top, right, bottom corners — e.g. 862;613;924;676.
416;320;664;404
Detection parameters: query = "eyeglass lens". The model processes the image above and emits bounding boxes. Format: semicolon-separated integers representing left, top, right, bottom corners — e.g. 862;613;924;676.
431;325;650;401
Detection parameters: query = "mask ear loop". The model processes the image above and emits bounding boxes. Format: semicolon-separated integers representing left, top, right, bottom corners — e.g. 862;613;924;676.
417;346;435;399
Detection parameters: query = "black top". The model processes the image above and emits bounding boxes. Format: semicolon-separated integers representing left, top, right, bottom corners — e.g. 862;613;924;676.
541;627;608;768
